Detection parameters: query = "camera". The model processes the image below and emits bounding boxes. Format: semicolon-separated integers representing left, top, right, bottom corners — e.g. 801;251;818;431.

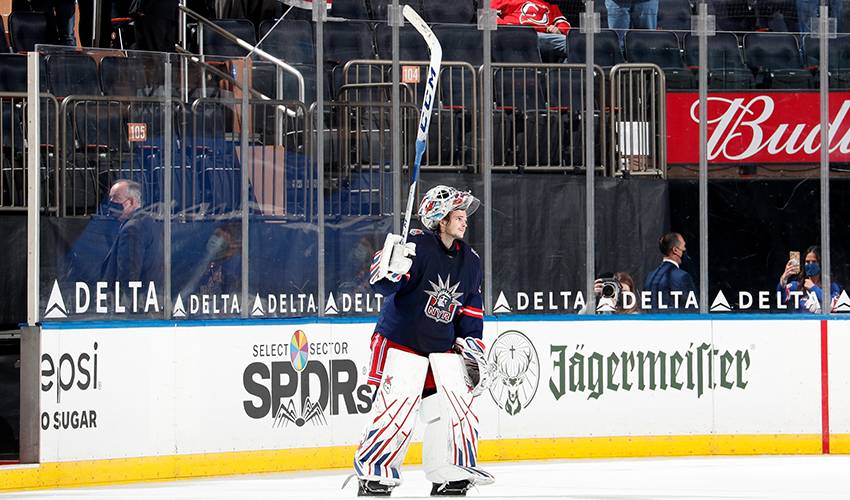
597;273;622;305
600;279;621;301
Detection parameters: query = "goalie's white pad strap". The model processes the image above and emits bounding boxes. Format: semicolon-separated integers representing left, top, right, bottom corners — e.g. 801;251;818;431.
354;348;428;484
425;353;494;486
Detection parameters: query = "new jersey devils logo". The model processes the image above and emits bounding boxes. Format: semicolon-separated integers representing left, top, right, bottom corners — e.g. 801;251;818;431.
519;2;550;26
424;274;463;324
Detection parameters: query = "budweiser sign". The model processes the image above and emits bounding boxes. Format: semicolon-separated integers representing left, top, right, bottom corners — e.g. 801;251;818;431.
667;92;850;164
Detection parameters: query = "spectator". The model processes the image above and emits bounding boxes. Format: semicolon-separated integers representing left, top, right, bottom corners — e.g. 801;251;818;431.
777;245;840;313
77;0;112;47
130;0;178;52
100;179;163;291
492;0;571;63
605;0;658;47
197;224;242;297
797;0;841;58
643;232;697;312
593;271;640;314
27;0;76;46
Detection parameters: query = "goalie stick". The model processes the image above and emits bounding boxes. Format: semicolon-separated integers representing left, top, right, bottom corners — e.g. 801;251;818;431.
401;5;442;245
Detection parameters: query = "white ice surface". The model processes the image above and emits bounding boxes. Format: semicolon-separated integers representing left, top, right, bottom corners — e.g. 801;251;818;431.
3;455;850;499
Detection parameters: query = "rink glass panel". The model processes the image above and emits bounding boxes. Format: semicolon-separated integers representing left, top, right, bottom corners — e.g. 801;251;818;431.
36;47;175;321
697;12;826;315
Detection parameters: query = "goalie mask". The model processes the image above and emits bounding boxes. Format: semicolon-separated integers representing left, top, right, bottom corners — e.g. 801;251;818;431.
418;185;480;230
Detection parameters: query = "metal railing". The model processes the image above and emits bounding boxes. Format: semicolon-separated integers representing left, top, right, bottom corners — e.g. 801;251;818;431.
485;63;607;172
0;92;60;213
344;60;479;171
178;5;306;103
2;59;676;216
609;64;667;178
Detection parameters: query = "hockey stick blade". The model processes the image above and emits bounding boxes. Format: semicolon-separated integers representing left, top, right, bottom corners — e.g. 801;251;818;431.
401;5;442;244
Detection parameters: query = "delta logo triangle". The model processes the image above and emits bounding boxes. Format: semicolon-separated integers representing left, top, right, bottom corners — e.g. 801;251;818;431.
172;294;186;318
833;290;850;313
44;280;68;319
493;291;511;314
595;297;616;313
710;290;732;312
251;295;265;317
325;293;339;315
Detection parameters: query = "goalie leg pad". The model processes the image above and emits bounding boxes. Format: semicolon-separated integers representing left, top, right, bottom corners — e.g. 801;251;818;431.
423;353;495;486
354;348;429;485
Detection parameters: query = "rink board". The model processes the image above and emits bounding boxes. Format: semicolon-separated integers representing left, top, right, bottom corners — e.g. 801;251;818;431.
3;317;846;490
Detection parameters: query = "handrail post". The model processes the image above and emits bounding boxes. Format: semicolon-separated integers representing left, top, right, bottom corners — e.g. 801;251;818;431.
179;6;306;103
26;52;41;326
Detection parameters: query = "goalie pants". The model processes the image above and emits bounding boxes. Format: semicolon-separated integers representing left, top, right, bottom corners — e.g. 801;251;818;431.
366;332;437;390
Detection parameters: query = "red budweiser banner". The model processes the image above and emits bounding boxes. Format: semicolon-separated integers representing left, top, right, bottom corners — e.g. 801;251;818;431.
666;92;850;164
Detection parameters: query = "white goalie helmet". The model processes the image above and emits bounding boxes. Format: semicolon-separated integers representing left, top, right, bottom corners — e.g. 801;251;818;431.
417;185;480;230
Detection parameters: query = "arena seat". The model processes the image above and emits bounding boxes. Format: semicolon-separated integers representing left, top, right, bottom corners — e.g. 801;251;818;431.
8;11;50;53
684;32;755;89
0;54;28;93
657;0;694;31
422;0;475;24
492;26;541;64
375;23;429;61
433;24;481;167
258;19;315;65
202;19;257;57
369;0;423;21
566;29;623;70
100;56;152;96
744;32;813;89
45;53;101;96
323;21;379;99
625;30;696;89
708;0;757;32
330;0;370;20
803;35;850;89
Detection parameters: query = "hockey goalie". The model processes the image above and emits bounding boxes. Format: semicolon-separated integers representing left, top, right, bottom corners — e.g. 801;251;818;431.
351;186;495;497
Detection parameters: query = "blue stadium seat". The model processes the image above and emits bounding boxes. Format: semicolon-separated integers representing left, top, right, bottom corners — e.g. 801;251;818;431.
803;35;850;89
0;54;28;92
100;56;151;96
744;32;813;89
202;19;257;57
330;0;370;19
375;23;429;61
8;11;49;53
684;32;754;89
258;19;315;65
566;29;623;70
422;0;475;24
493;26;541;64
625;31;696;89
369;0;423;22
657;0;694;31
323;21;378;99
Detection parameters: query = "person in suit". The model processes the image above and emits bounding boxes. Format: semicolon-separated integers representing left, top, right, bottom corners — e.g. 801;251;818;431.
100;179;163;293
643;232;696;313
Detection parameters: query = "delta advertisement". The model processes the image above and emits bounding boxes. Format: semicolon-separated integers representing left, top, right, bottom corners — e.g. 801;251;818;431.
39;319;825;463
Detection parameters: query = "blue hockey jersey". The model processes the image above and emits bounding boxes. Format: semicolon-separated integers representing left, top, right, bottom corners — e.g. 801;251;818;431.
371;229;484;354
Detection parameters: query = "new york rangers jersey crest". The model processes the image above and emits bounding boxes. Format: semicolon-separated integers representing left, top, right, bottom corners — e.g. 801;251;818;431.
424;274;463;323
370;230;484;353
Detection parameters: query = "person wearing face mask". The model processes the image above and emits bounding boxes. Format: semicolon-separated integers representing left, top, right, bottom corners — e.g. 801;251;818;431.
643;232;697;313
100;179;163;296
197;224;241;297
778;245;841;313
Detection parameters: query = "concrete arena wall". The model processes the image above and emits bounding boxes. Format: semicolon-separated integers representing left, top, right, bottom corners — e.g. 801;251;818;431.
0;316;846;491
